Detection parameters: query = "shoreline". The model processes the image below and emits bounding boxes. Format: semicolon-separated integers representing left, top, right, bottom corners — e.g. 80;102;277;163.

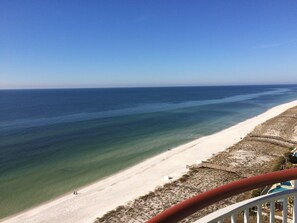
3;100;297;223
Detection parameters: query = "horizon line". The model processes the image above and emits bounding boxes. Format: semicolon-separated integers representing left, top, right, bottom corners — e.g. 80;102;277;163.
1;83;297;91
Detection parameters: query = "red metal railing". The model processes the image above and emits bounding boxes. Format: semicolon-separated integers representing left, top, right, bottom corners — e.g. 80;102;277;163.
146;168;297;223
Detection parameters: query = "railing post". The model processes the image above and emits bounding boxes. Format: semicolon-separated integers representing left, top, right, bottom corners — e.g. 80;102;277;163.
283;197;288;223
257;204;262;223
294;180;297;223
244;209;249;223
231;214;237;223
270;201;275;223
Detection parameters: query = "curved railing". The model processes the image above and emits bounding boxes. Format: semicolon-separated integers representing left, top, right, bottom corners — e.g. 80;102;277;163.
146;168;297;223
195;189;295;223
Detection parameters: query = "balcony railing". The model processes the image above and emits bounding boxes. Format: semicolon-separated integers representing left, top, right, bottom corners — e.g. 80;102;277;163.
146;168;297;223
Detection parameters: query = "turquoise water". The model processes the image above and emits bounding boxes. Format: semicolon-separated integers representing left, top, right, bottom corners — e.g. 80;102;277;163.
1;85;297;218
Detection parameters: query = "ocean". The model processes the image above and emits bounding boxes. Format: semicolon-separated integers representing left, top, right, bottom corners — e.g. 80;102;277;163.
1;85;297;218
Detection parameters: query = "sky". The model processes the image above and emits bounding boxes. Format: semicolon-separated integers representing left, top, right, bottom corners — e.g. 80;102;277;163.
1;0;297;89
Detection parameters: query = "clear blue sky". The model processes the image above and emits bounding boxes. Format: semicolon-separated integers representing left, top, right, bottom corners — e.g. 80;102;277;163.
1;0;297;89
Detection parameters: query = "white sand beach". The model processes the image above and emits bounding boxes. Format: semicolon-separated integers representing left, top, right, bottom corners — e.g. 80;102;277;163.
3;100;297;223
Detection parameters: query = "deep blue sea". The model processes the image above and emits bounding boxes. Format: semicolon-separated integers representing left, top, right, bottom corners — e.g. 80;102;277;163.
1;85;297;218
